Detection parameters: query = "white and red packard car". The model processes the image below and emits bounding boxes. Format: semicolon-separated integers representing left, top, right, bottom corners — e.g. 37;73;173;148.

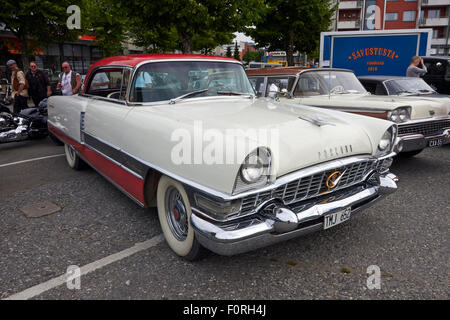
48;54;398;260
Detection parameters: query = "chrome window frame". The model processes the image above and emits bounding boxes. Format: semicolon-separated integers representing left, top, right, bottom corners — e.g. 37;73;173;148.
126;59;253;106
80;65;134;106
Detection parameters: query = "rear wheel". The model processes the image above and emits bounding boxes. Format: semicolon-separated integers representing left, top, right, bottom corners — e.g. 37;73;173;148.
156;175;209;261
399;149;424;158
64;143;86;170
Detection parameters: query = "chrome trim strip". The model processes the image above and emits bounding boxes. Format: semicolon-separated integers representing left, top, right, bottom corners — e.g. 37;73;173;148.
398;115;450;126
83;132;147;180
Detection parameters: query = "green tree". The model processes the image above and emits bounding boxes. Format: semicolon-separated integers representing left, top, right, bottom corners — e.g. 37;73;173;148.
82;0;130;57
245;0;335;66
0;0;81;69
233;42;240;60
242;50;252;63
226;46;232;58
124;0;265;53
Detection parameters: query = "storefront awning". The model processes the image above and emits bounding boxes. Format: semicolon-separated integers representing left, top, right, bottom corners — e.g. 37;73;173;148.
0;36;44;55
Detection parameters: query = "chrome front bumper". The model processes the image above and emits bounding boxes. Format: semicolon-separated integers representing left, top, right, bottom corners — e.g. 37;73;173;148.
191;172;398;256
395;129;450;152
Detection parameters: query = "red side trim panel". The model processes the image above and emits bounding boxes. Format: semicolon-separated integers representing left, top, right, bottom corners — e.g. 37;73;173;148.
49;124;146;205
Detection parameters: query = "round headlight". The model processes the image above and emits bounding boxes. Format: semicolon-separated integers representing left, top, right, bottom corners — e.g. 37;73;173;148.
398;108;409;122
388;109;399;123
240;154;265;183
378;130;392;151
388;107;410;123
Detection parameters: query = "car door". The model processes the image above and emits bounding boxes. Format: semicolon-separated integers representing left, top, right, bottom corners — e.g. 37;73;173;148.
82;67;132;158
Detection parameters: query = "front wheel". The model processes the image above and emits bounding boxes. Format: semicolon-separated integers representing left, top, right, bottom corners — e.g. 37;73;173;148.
156;175;209;261
64;143;86;170
399;149;424;158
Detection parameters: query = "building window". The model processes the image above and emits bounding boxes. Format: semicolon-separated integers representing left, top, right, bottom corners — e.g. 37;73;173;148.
428;10;440;19
385;12;398;21
403;11;416;22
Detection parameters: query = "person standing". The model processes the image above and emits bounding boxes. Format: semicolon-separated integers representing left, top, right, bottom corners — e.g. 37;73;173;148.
406;56;427;77
6;60;29;114
57;61;81;96
25;61;51;107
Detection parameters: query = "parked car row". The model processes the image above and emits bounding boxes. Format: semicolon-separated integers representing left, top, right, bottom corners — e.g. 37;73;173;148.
46;54;448;260
246;67;450;158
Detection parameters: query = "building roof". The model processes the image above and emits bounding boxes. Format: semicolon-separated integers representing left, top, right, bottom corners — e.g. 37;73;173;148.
91;53;238;69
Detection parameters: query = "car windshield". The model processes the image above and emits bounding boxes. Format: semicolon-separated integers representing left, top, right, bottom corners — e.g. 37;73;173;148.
129;61;255;103
384;78;436;95
294;71;367;96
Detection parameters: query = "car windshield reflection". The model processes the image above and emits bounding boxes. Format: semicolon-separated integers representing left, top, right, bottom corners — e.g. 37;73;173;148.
294;71;367;96
385;78;436;95
130;61;255;103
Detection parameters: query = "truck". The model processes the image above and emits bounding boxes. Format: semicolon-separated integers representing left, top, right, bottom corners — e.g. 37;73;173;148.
320;29;433;77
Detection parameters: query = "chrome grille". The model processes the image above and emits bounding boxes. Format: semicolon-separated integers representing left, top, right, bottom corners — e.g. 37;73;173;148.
241;159;378;215
398;119;450;137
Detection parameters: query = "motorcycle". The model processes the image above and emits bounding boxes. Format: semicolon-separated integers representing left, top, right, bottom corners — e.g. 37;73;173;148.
0;98;49;144
0;78;13;105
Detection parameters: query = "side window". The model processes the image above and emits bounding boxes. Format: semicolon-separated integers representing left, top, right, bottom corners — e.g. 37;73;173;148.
86;68;129;100
294;74;322;96
375;83;387;95
361;81;376;94
265;77;294;96
248;77;265;96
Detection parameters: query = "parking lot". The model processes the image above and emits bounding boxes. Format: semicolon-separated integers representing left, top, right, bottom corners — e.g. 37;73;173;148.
0;137;448;300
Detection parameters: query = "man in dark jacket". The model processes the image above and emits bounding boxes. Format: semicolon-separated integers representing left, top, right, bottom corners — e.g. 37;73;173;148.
25;61;51;107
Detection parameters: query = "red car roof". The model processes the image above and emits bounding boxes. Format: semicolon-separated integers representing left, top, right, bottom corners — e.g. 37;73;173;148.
91;53;238;69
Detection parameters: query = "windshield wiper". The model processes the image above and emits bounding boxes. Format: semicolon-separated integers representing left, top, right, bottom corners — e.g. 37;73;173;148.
169;88;210;104
216;91;254;97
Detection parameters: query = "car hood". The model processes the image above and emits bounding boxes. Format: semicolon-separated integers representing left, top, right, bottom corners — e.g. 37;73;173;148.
125;97;392;195
293;93;449;120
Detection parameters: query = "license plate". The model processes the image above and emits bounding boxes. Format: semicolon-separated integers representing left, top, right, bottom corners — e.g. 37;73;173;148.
428;138;443;148
324;208;351;230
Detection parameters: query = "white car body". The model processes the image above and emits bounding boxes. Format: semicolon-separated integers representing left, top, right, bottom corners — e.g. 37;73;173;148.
48;55;398;258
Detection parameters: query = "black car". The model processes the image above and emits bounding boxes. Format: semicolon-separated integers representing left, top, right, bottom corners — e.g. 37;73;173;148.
421;56;450;94
358;75;450;99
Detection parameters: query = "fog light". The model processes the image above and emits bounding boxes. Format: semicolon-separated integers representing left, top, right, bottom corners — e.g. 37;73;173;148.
195;194;242;218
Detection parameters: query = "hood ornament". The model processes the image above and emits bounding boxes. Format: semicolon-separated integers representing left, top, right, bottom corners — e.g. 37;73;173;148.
298;114;336;127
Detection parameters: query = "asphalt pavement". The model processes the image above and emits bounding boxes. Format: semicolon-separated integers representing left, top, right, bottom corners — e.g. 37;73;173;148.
0;137;448;300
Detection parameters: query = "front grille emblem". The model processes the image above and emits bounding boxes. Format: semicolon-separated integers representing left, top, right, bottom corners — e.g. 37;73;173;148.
429;110;435;116
326;170;346;189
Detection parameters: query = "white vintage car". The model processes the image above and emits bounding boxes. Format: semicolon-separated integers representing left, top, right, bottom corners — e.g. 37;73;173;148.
48;54;398;260
247;67;450;157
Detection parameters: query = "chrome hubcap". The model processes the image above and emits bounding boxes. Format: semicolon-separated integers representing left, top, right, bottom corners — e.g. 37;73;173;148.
165;186;188;241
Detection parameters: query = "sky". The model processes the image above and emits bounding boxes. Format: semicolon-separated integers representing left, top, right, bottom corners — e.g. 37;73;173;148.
233;32;254;44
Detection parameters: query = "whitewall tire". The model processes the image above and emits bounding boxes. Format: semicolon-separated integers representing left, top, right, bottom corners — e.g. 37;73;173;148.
156;175;208;260
64;143;85;170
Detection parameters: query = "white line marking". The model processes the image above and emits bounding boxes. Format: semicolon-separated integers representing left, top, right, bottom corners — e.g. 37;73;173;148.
3;234;165;300
0;154;65;168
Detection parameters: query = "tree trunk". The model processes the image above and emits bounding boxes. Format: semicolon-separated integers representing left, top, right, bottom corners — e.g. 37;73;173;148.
180;33;192;54
287;28;294;66
18;33;30;71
